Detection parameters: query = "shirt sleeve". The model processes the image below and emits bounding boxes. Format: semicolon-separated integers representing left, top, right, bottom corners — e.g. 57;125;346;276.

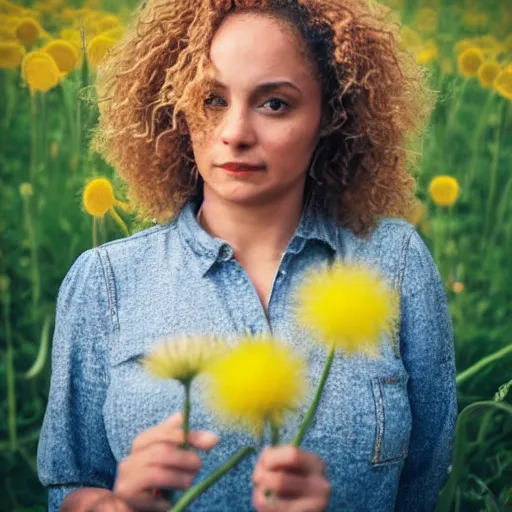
394;229;458;512
37;249;118;512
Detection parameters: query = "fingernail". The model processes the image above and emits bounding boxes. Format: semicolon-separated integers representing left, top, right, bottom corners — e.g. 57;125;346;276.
202;431;220;444
164;412;183;423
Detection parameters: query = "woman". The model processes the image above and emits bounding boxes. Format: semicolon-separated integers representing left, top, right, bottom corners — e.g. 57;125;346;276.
37;0;458;511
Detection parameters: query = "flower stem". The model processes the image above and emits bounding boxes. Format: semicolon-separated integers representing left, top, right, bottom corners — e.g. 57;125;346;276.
92;216;98;248
182;380;191;449
463;89;496;192
39;92;48;171
30;93;38;180
446;77;468;133
22;192;40;314
482;99;505;252
109;207;129;236
456;343;512;386
1;278;16;451
169;447;255;512
77;25;89;174
270;421;280;446
293;346;335;447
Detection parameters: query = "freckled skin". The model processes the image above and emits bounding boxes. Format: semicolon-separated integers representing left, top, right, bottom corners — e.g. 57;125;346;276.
189;12;323;209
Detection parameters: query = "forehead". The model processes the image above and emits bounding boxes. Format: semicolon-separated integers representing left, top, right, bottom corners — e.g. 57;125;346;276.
209;12;314;85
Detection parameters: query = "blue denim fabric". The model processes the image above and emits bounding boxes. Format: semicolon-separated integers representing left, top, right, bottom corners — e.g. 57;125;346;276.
37;195;457;512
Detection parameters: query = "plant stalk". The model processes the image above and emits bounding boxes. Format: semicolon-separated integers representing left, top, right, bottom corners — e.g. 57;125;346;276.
456;343;512;386
170;447;255;512
293;346;335;447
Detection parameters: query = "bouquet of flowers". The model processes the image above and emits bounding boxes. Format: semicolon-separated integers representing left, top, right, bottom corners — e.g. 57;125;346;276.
140;259;400;511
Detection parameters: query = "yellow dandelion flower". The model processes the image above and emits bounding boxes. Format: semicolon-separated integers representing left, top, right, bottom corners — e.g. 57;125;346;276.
475;35;499;50
416;39;438;65
204;336;307;435
82;177;116;216
406;200;427;226
478;61;500;88
50;142;59;159
21;51;60;93
428;176;460;207
84;0;102;9
19;183;33;198
414;8;438;34
59;7;79;23
41;39;78;74
95;14;121;33
15;17;42;47
101;26;125;41
294;261;398;358
473;35;506;60
399;26;422;53
60;28;84;53
141;335;220;384
458;47;484;78
452;282;464;293
462;10;489;29
454;39;475;55
495;68;512;100
386;0;403;9
0;41;25;68
504;35;512;54
82;177;130;235
0;0;25;15
86;34;115;68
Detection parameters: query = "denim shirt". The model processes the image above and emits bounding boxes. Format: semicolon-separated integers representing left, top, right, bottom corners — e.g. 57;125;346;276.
37;196;457;512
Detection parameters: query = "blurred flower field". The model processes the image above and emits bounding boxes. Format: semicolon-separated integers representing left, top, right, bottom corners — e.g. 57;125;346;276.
0;0;511;509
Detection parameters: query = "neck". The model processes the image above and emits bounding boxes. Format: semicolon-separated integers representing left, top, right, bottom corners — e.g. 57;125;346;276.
198;185;307;264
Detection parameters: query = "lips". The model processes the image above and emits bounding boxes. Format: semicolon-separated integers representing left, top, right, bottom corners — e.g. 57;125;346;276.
217;162;265;172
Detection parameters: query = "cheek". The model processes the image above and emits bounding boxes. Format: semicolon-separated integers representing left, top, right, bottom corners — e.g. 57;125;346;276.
263;126;316;170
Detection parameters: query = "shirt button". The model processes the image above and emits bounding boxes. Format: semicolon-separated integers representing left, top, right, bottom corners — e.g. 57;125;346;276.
218;244;232;261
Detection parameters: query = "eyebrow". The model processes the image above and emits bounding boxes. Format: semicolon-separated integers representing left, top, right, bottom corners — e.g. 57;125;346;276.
209;79;302;97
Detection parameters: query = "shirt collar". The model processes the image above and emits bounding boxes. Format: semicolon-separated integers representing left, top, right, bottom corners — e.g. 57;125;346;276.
176;191;339;276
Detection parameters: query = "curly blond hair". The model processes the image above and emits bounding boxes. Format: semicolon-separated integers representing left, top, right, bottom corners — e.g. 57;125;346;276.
92;0;434;236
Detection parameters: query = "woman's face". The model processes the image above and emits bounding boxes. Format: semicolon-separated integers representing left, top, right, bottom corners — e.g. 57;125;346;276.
189;12;323;207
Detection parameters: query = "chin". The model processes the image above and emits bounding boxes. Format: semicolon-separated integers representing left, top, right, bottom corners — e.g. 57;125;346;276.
208;181;282;206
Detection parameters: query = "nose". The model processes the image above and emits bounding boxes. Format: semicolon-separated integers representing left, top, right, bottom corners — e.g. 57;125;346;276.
219;103;257;148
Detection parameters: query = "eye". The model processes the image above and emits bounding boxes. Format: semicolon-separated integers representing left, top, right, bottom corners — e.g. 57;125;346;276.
261;98;290;113
204;94;227;107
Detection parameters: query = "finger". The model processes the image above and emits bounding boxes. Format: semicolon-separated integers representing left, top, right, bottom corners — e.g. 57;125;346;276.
130;442;203;473
286;496;331;512
87;495;138;512
87;498;134;512
253;487;292;511
124;496;171;512
115;465;197;495
131;428;219;454
259;446;325;476
163;412;184;426
253;489;328;512
253;468;307;498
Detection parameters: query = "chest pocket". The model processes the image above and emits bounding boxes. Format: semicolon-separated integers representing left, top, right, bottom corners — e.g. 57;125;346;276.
370;375;411;465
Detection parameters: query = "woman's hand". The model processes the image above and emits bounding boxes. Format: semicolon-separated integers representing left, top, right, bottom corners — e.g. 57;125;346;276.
112;412;219;511
86;493;136;512
252;445;331;512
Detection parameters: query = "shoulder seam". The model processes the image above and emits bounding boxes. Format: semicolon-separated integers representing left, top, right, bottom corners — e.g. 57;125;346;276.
97;222;176;250
95;248;120;334
395;225;416;292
